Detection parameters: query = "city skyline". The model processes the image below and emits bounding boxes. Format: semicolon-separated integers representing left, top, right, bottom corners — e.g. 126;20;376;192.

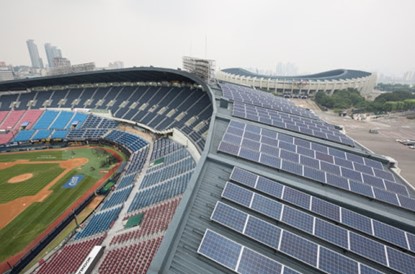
1;0;414;76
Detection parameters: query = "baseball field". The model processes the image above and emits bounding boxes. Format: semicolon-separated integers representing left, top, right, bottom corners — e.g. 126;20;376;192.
0;146;125;265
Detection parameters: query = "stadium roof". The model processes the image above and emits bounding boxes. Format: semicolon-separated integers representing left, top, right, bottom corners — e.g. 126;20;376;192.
222;67;372;81
0;67;203;92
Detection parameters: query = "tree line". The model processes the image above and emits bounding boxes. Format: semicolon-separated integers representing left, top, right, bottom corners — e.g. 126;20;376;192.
314;88;415;113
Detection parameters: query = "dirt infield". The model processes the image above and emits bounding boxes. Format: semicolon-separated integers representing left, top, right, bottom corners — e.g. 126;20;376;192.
8;173;34;183
0;158;88;229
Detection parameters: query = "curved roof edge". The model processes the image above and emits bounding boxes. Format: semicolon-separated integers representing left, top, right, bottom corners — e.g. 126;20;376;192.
222;67;372;81
0;67;206;92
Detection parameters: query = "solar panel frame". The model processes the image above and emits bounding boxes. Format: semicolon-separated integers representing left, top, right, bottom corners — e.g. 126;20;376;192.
211;202;247;233
279;231;318;267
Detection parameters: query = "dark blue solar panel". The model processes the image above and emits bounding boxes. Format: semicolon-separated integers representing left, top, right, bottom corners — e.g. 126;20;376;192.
229;120;245;129
281;160;303;176
278;141;296;152
237;248;282;274
362;173;386;189
386;246;415;274
349;232;387;265
260;143;280;156
259;153;281;169
211;202;247;233
198;229;241;270
255;176;283;199
283;187;311;209
328;147;346;159
345;152;365;164
245;124;261;134
227;126;244;136
261;135;279;147
279;231;318;267
243;131;261;142
280;150;299;163
261;128;277;139
373;220;408;249
335;157;354;169
296;146;315;158
374;168;395;182
341;167;362;181
282;267;301;274
294;138;311;148
373;188;400;206
342;209;372;234
238;147;260;162
222;182;253;207
407;233;415;252
349;181;374;198
398;195;415;211
303;166;326;183
320;161;341;175
315;151;334;163
311;143;328;153
282;207;314;233
384;180;409;196
300;155;320;169
360;265;384;274
230;167;257;188
218;141;239;155
244;215;281;249
319;246;358;274
251;194;282;220
364;158;384;170
278;133;294;144
311;198;340;221
353;162;374;176
326;173;350;190
222;133;242;145
314;219;348;249
241;138;261;151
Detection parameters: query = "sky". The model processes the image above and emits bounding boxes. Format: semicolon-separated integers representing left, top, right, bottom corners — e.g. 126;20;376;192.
0;0;414;75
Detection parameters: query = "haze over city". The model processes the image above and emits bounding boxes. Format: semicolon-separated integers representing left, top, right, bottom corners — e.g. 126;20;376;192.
1;0;414;75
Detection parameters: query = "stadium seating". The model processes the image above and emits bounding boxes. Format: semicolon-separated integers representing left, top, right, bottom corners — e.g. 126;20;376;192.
74;206;122;240
36;235;105;274
110;198;180;245
98;237;162;274
0;110;25;130
32;110;59;130
101;186;134;210
13;130;36;142
104;130;148;153
18;110;44;129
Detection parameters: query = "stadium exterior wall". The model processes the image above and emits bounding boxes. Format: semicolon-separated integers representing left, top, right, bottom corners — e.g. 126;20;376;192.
216;70;377;96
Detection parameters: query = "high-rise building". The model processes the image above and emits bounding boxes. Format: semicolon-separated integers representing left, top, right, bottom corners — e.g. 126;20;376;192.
26;39;44;68
182;56;216;82
44;43;63;68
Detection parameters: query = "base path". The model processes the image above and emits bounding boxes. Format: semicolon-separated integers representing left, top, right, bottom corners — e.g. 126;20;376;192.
0;158;88;229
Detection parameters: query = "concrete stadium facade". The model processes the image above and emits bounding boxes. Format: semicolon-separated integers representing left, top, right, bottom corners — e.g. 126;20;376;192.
216;68;377;97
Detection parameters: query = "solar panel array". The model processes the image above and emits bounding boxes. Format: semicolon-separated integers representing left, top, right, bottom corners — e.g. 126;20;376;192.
198;229;301;274
219;82;354;146
220;83;318;120
217;121;415;212
210;202;387;274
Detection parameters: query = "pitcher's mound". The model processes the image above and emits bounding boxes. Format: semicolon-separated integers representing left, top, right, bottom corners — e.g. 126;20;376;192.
8;173;33;183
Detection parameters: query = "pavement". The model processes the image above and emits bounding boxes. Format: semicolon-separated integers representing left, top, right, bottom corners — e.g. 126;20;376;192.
291;99;415;188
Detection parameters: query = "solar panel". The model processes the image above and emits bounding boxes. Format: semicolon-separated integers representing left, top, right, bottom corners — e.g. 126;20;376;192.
373;220;409;249
341;167;362;181
211;202;247;233
303;166;326;183
335;157;354;169
359;264;384;274
237;248;283;274
386;246;415;274
341;208;373;234
362;173;386;189
300;155;320;169
222;133;242;145
255;176;283;199
259;153;281;169
238;147;260;162
314;219;348;249
349;233;387;265
319;246;358;274
282;187;311;210
279;231;318;267
251;194;282;220
244;215;281;248
280;160;303;176
218;141;239;155
311;198;340;221
373;168;395;182
222;182;253;207
373;188;400;206
349;181;374;198
230;167;257;188
281;207;314;233
197;229;241;270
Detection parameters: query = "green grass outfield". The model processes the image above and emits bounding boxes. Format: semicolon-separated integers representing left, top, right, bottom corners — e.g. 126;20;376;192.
0;146;125;263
